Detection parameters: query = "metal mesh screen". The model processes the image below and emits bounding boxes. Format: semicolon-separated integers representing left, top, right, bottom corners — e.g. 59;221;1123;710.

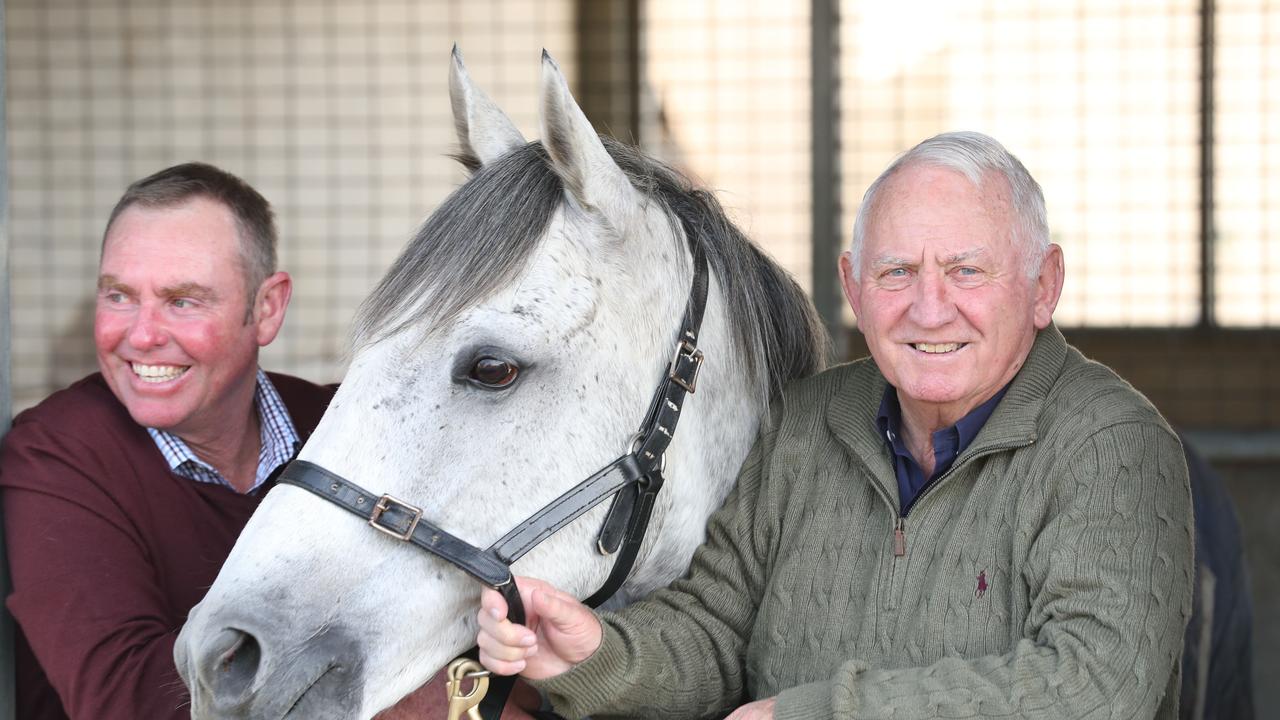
4;0;575;410
639;0;812;293
1216;0;1280;325
838;0;1202;328
6;0;1280;408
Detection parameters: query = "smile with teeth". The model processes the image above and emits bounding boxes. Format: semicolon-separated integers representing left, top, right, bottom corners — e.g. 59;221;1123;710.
912;342;965;354
132;362;189;383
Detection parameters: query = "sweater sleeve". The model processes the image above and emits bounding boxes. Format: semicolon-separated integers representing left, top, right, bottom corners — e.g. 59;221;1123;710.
774;421;1194;720
1;419;192;720
536;423;782;719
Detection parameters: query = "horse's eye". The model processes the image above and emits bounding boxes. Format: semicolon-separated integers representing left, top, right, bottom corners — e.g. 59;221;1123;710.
469;357;519;388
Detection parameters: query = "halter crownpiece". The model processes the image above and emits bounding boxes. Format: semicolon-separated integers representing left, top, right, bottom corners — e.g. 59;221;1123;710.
278;240;709;720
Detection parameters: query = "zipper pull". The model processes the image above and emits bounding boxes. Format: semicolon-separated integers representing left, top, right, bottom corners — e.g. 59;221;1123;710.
893;517;906;557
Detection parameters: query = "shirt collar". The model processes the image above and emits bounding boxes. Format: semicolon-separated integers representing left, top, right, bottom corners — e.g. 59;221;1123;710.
875;383;1011;460
147;369;300;493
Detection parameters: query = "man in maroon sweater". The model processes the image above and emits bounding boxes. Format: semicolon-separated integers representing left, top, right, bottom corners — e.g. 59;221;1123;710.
0;163;335;719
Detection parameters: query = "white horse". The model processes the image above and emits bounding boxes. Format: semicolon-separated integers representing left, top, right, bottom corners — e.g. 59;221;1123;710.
175;49;828;719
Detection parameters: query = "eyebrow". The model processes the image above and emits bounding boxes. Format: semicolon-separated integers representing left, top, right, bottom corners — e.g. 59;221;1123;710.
869;255;916;268
96;275;219;303
159;282;219;303
97;274;134;294
869;248;991;269
940;249;987;265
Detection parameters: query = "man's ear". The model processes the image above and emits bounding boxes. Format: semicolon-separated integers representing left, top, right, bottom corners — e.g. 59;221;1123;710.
253;271;292;346
1032;244;1064;329
839;251;862;319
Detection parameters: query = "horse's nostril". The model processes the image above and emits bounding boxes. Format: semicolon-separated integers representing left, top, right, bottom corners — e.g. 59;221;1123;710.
202;628;262;699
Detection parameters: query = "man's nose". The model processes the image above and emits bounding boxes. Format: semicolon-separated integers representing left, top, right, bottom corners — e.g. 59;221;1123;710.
127;304;168;348
908;271;957;327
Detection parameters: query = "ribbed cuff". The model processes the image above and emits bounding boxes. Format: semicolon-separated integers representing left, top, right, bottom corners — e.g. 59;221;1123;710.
775;680;834;720
533;621;629;718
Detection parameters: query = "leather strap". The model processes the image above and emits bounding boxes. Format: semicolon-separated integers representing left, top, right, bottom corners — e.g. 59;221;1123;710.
471;652;519;720
279;462;527;625
583;242;706;607
583;469;662;609
488;455;643;564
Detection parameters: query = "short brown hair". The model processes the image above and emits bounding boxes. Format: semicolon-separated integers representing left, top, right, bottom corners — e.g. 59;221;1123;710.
103;162;277;315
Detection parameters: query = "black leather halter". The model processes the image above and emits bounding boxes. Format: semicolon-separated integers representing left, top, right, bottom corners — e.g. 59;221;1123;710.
277;241;708;716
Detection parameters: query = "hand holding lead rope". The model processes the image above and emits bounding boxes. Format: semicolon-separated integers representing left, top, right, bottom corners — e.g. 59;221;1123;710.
445;658;490;720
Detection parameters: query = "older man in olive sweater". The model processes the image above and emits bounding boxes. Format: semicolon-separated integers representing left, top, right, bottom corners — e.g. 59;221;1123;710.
475;132;1194;719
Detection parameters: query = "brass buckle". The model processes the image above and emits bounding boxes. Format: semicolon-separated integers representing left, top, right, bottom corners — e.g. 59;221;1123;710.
667;339;704;393
368;494;422;541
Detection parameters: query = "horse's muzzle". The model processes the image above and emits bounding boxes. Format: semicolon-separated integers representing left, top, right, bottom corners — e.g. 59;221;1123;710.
176;617;365;719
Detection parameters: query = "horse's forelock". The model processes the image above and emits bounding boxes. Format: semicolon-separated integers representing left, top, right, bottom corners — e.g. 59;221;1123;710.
352;138;830;399
351;143;564;349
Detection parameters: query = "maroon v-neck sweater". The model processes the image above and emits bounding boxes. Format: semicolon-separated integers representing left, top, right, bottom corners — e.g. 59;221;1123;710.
1;372;335;720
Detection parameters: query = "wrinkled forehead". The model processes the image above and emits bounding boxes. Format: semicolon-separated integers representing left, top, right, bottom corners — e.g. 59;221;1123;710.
103;197;254;281
875;165;1014;220
866;166;1018;253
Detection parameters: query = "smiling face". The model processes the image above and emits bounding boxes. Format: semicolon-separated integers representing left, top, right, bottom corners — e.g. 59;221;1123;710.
841;163;1063;427
94;196;288;443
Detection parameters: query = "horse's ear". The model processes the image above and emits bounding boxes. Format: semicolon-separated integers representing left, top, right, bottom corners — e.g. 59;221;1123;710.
539;50;640;232
450;45;525;171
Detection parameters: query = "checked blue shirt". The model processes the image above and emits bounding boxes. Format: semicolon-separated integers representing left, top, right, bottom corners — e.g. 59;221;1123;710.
148;369;300;493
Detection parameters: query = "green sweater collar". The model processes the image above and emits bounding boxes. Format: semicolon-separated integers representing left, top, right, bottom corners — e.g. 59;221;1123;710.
827;325;1069;485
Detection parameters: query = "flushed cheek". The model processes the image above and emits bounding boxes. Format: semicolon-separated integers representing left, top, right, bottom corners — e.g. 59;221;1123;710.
93;319;127;355
170;324;236;361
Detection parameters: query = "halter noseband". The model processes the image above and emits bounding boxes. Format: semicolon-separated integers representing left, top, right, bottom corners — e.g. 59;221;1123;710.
277;240;709;717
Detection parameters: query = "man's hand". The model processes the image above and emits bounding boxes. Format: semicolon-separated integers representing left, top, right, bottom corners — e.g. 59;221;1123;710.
477;576;602;680
373;670;542;720
725;696;776;720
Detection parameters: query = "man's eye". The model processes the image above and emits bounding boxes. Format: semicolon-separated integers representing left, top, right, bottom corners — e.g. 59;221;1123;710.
885;268;908;278
956;267;980;276
172;298;193;309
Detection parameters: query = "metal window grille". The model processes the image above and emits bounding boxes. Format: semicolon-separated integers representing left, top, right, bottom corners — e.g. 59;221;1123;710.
3;1;1278;403
3;0;575;410
839;0;1203;328
1215;0;1280;325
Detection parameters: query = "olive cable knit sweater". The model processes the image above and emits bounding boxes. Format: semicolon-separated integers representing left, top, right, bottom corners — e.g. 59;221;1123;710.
539;326;1193;719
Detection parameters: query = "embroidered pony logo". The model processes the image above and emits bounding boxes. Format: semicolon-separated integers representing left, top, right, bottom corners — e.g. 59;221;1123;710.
975;570;988;599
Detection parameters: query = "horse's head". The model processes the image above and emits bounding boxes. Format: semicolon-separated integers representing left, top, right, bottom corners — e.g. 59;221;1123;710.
176;49;826;719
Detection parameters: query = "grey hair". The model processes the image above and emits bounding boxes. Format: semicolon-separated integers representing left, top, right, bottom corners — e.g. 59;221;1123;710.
850;131;1049;278
352;139;829;400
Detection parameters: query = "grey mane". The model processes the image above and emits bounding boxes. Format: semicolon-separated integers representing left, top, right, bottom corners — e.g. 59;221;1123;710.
352;139;830;398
